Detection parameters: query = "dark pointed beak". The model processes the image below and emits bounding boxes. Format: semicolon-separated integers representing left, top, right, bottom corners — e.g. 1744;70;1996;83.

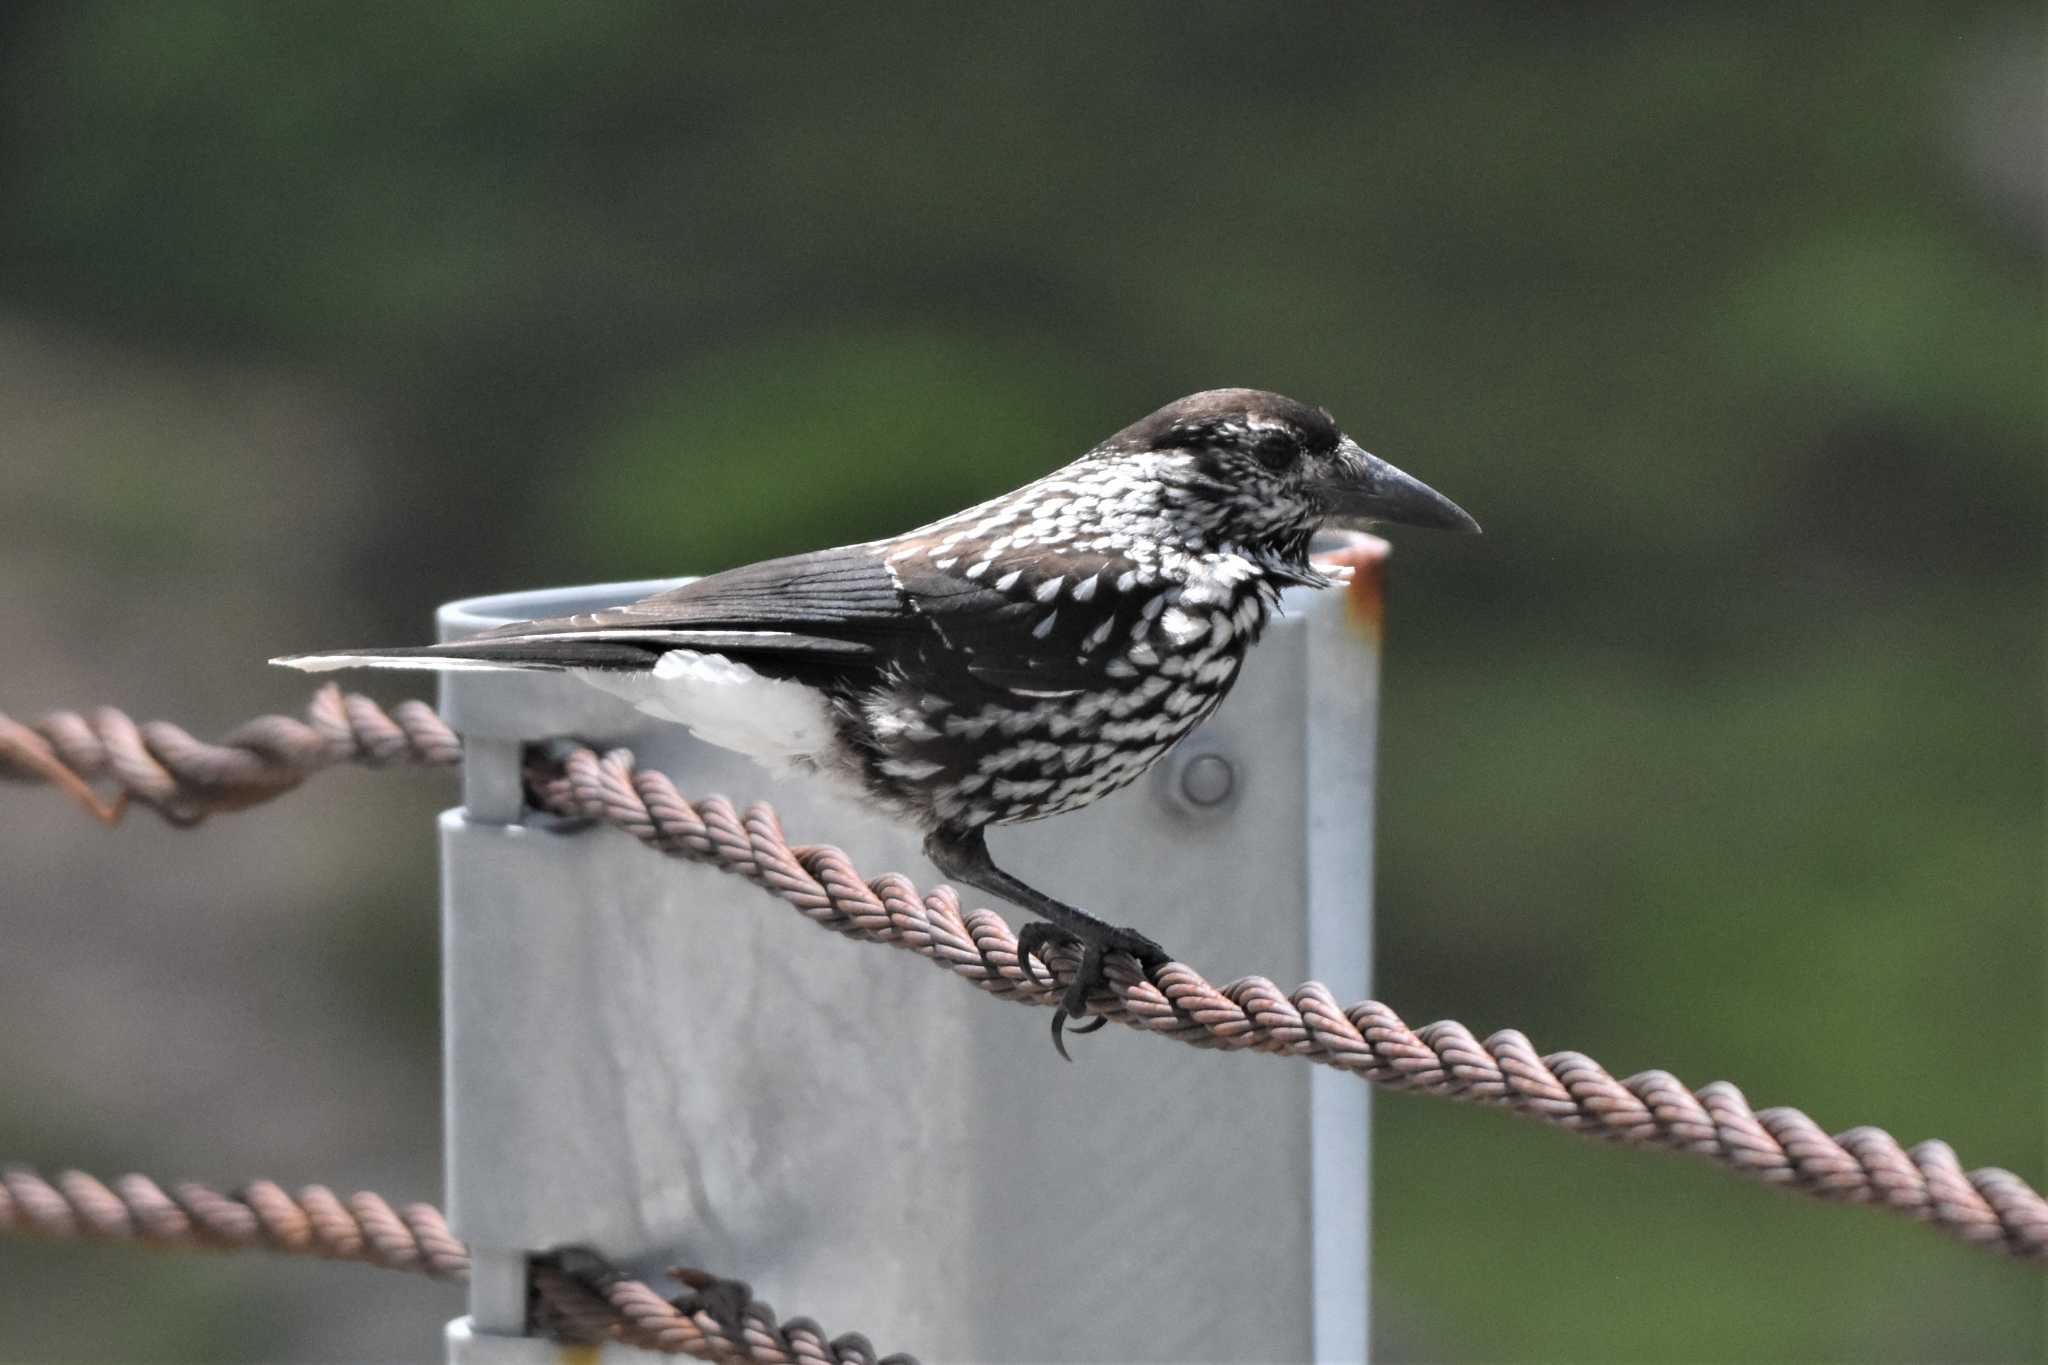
1315;439;1481;533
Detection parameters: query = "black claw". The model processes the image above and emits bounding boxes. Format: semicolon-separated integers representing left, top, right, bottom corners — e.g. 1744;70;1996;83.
1068;940;1106;1016
1048;939;1101;1061
1013;921;1064;991
1041;929;1170;1059
1049;1006;1075;1061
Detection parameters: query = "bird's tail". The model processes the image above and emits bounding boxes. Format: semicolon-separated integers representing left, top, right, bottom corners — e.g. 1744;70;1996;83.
271;638;657;674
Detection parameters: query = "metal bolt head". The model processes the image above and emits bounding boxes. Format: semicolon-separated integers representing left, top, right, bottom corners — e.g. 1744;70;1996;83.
1179;752;1235;807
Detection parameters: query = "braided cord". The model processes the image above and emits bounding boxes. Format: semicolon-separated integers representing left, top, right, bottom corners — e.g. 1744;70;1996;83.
0;1167;911;1362
0;684;458;824
536;745;2048;1259
4;687;2043;1262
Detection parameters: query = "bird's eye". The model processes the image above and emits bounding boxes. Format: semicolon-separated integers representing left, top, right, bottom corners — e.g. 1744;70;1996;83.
1160;419;1298;471
1248;429;1298;471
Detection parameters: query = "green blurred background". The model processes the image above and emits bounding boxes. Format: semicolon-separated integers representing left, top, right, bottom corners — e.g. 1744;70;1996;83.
1;4;2041;1361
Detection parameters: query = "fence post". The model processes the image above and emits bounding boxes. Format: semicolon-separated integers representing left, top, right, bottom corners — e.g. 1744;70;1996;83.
436;533;1386;1363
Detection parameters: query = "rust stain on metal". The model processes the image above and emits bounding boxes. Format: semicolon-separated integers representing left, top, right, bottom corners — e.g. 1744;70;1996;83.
1310;532;1390;643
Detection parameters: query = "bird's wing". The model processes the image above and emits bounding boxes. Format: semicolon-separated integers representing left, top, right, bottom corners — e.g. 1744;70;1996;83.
505;545;916;641
879;543;1149;694
440;544;923;674
274;545;918;677
550;538;1149;695
280;539;1151;692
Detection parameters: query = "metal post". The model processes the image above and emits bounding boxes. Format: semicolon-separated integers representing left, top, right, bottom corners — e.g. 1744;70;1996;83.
438;533;1386;1364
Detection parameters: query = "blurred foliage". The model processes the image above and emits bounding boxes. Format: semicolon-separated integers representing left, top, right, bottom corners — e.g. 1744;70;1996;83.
0;2;2040;1361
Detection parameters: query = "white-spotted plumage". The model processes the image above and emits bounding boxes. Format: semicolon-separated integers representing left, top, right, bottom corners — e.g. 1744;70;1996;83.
268;387;1482;1057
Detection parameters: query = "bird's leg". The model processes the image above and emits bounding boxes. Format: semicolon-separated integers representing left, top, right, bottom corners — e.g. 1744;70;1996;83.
925;826;1171;1060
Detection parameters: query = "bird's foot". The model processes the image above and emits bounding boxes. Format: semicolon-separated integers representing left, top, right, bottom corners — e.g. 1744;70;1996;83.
1012;920;1065;992
1014;920;1171;1061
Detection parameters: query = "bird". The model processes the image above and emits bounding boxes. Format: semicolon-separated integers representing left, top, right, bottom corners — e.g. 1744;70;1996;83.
275;388;1478;1056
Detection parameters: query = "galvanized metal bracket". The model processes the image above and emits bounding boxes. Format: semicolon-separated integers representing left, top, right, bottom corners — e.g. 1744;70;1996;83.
437;533;1386;1363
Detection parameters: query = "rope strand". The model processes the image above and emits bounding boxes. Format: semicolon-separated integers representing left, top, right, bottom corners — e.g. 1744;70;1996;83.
0;1167;909;1362
0;685;458;824
4;687;2043;1262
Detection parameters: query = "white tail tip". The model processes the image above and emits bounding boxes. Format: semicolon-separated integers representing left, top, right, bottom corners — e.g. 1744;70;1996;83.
269;653;524;675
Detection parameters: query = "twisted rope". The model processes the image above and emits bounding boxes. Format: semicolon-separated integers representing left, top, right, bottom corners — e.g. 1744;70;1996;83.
0;1167;912;1363
0;1165;468;1277
0;684;458;825
533;745;2048;1260
5;688;2045;1263
530;1262;913;1364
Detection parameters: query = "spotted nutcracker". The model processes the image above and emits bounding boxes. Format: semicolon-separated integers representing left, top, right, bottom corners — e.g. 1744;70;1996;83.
277;388;1479;1055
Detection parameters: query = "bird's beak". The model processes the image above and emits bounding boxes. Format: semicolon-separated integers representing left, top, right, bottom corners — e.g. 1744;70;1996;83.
1313;439;1481;533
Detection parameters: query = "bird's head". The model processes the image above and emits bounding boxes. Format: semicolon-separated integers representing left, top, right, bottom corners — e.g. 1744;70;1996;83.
1097;388;1480;553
